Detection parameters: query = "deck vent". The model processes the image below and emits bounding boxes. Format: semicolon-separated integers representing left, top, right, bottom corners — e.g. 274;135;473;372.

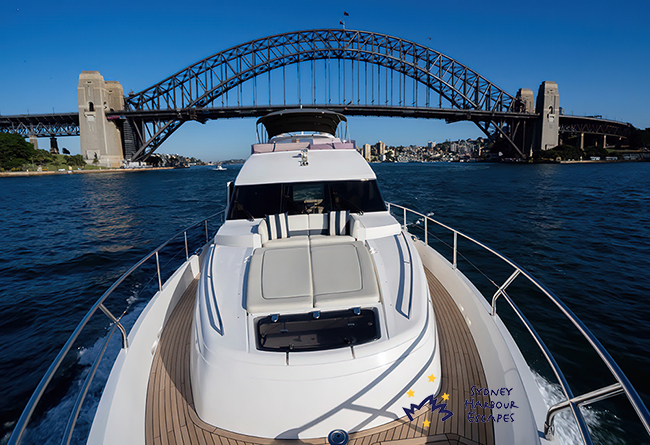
328;429;349;445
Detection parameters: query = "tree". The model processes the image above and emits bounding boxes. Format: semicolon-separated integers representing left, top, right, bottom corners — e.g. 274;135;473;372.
584;146;608;158
538;144;583;161
0;133;40;169
66;154;86;167
33;149;54;165
629;127;650;148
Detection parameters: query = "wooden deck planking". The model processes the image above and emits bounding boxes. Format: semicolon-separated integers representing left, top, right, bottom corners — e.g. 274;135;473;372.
424;269;494;444
145;266;495;445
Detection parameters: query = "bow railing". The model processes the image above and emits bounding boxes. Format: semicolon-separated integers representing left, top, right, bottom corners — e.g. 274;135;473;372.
386;202;650;444
9;210;226;445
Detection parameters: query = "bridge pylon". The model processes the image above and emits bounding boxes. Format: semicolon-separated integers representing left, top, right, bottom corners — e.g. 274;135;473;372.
532;81;560;152
77;71;125;168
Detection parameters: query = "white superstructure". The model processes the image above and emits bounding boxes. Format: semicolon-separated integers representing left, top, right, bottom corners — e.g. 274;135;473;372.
191;111;441;438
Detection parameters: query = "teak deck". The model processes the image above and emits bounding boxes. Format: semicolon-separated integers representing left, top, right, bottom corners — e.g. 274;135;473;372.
145;268;495;445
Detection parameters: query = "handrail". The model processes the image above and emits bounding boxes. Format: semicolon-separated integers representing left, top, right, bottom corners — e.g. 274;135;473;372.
386;202;650;443
9;209;226;445
545;383;625;441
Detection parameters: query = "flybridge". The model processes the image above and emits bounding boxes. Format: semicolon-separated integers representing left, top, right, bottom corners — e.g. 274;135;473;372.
257;108;348;140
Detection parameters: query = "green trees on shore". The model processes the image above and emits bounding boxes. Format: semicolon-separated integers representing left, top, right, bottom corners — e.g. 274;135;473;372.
0;133;44;169
0;133;86;170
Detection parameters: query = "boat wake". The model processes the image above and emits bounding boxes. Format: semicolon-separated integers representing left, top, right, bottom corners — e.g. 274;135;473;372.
19;300;148;445
532;370;626;444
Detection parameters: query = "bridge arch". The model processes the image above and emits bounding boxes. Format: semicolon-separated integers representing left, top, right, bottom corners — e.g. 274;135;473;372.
124;29;522;160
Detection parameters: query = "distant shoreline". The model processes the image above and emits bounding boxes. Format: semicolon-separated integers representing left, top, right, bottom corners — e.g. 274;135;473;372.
0;167;176;178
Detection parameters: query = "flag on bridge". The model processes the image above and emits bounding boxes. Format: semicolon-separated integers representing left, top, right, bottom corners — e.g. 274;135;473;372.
344;11;349;16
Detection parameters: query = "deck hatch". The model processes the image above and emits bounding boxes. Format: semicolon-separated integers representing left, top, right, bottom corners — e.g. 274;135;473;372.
256;308;379;352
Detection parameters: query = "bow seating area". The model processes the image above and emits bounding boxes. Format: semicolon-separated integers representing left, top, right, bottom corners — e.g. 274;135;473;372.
246;211;381;314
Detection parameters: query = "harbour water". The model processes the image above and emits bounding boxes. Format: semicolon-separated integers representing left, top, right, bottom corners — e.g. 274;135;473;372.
0;162;649;444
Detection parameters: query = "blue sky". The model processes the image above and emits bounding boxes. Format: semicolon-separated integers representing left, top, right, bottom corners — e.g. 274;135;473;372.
1;0;649;162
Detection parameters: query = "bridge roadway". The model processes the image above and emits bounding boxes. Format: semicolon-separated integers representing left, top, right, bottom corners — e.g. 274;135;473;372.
0;107;633;139
0;112;79;138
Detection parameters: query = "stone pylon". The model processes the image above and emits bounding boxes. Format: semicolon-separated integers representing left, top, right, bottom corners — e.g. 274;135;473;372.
77;71;125;168
532;81;560;152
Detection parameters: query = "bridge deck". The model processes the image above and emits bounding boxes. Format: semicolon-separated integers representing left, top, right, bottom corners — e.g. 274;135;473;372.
145;268;494;445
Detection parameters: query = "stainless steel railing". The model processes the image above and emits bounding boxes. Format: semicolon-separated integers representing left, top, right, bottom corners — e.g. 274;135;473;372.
386;202;650;444
9;209;226;445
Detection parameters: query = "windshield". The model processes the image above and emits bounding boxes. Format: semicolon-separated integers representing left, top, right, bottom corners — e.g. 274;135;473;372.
228;180;385;220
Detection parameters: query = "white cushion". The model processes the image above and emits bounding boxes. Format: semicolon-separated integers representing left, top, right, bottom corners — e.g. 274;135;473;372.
287;214;310;236
310;244;362;295
329;210;350;236
308;213;329;235
266;213;289;240
246;246;313;313
309;235;356;246
311;241;380;309
263;235;309;248
257;219;269;245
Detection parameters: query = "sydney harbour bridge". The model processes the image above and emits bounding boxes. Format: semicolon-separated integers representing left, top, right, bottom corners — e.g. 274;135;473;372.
0;29;634;166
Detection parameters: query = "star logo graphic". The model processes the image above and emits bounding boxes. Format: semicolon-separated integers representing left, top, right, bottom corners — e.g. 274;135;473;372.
401;377;455;423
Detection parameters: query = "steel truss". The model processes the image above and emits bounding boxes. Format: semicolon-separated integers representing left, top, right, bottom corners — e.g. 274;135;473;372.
124;29;523;160
0;113;79;138
558;115;633;137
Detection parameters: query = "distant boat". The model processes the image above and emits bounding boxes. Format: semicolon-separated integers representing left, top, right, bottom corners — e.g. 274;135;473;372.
213;164;226;171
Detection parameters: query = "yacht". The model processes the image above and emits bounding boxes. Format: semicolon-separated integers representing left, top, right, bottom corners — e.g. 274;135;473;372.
9;109;650;445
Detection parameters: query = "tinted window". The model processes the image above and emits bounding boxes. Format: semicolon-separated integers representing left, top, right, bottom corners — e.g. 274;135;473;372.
283;182;329;215
228;180;386;220
256;309;380;352
330;181;385;213
228;183;282;219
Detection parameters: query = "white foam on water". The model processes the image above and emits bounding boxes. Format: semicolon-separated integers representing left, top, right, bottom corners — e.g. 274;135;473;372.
20;301;148;445
532;369;625;445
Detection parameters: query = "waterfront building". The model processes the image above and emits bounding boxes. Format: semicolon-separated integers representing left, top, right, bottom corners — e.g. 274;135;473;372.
363;143;371;161
376;141;386;157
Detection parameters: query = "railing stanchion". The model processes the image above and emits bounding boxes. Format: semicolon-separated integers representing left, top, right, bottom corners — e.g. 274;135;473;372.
544;383;625;441
98;304;128;349
424;217;428;245
403;208;407;231
491;269;521;316
205;220;209;243
155;251;162;292
184;231;189;261
453;231;458;269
